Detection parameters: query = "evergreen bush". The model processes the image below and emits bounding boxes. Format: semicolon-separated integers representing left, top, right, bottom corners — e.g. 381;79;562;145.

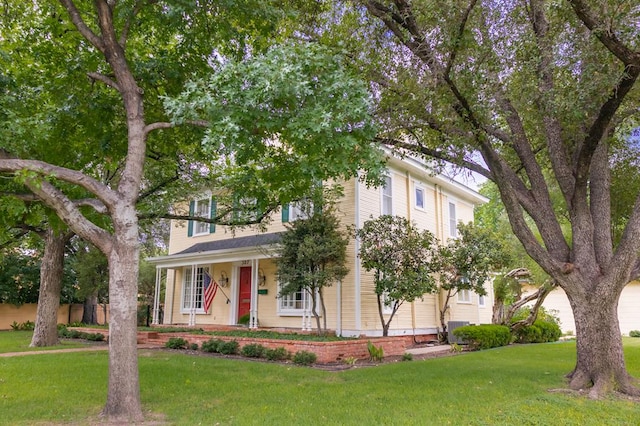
513;320;561;343
201;339;224;353
217;340;239;355
292;350;317;365
265;347;290;361
453;324;511;350
241;343;266;358
165;337;189;349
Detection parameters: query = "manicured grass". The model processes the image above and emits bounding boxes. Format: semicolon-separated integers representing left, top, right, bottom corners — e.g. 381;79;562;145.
0;330;87;353
1;337;639;425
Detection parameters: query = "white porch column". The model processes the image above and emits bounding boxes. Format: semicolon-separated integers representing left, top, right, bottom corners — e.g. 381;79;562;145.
188;264;197;326
250;259;259;329
302;291;312;331
152;266;162;325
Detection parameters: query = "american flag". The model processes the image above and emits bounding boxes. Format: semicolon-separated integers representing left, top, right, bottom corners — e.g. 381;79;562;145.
203;270;218;313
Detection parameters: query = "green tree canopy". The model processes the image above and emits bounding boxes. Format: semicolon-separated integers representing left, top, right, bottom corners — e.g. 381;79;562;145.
356;215;438;336
277;193;350;335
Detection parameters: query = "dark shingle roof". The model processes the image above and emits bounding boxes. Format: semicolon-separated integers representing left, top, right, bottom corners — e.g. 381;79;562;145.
174;232;282;256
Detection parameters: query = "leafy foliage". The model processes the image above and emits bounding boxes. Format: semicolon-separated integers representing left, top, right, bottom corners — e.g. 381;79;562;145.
217;340;239;355
201;339;224;353
264;347;290;361
433;223;510;338
165;42;386;220
277;194;350;335
453;325;512;350
356;215;438;335
240;343;266;358
512;320;561;344
292;350;317;365
367;341;385;362
165;338;189;350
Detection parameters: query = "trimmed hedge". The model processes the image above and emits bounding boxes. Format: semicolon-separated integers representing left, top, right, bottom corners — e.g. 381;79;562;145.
513;320;561;343
453;324;511;350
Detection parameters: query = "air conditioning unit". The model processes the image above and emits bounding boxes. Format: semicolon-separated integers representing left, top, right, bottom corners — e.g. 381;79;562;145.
448;321;470;344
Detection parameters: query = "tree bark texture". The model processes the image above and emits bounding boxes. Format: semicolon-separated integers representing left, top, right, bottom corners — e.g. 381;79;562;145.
82;293;99;324
30;229;67;347
565;284;640;397
102;212;143;421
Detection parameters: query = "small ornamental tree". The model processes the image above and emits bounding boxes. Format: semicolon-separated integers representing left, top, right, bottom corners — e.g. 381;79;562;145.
356;215;438;336
277;194;349;335
433;223;510;341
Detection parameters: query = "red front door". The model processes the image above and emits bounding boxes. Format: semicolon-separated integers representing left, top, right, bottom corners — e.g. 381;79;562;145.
238;266;252;321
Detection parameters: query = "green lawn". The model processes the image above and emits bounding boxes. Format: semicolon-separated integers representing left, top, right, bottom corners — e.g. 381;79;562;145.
0;330;89;353
0;335;639;425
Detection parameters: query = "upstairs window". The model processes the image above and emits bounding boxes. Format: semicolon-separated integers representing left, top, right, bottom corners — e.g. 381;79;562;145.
188;197;216;237
415;185;425;210
449;201;458;238
381;175;393;215
458;289;471;303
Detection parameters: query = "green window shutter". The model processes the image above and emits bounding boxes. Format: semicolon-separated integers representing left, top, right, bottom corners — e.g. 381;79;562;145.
209;198;217;234
281;204;289;223
187;200;195;237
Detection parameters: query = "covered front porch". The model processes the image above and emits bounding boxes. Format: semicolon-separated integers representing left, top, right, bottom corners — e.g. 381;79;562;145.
147;233;315;331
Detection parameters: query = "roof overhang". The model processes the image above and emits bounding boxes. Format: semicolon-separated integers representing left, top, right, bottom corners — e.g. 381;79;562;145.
147;233;281;268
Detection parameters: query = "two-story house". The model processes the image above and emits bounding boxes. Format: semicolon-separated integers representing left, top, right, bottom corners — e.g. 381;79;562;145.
148;154;490;337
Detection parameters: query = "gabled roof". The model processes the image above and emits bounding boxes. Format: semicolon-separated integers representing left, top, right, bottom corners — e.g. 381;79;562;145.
147;232;282;267
175;232;282;255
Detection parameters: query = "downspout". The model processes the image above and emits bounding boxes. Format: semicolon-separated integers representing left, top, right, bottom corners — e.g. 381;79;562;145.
434;185;443;334
336;279;342;336
406;171;417;334
354;175;362;333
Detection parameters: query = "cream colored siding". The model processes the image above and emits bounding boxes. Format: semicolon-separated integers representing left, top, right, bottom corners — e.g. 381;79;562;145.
169;208;290;255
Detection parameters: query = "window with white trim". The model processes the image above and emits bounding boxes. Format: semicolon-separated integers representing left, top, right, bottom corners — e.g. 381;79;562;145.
478;293;486;307
415;185;425;210
458;289;471;303
382;291;394;315
181;266;210;312
278;284;308;316
290;201;313;221
382;175;393;215
194;198;211;235
449;201;458;238
234;197;258;222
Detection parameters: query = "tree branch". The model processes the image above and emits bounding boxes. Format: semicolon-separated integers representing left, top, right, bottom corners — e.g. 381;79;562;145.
87;72;120;91
444;0;478;77
377;136;491;179
58;0;105;53
119;0;150;48
568;0;640;66
22;177;113;254
0;159;119;210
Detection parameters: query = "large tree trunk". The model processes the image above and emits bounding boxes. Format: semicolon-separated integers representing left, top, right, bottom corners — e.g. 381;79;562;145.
102;211;143;422
30;230;68;347
565;285;639;398
82;293;99;324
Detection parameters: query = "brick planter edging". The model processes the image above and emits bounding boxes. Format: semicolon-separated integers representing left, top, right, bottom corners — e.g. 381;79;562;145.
70;327;434;364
